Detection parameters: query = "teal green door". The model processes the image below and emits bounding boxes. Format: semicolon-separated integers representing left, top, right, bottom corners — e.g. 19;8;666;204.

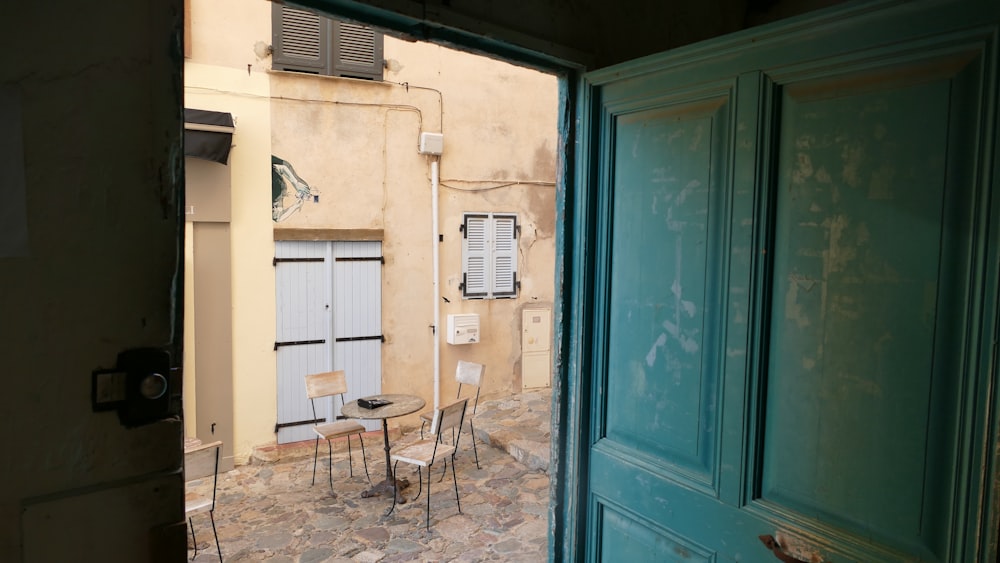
575;1;1000;561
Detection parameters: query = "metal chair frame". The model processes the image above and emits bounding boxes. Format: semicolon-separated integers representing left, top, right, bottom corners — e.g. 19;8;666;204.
305;371;371;490
388;398;469;529
420;361;483;469
185;440;224;562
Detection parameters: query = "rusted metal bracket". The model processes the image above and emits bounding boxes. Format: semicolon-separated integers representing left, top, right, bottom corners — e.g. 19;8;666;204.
759;535;808;563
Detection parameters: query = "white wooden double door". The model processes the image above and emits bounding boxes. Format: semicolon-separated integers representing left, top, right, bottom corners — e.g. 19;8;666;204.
275;240;382;443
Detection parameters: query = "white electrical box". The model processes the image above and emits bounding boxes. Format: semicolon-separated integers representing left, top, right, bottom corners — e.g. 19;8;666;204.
447;313;480;344
522;308;552;389
419;132;444;155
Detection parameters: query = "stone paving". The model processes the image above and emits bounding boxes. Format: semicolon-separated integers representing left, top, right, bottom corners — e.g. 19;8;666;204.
187;389;554;562
472;389;551;473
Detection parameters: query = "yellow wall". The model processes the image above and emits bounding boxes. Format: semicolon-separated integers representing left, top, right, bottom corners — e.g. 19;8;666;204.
184;58;274;463
186;0;557;462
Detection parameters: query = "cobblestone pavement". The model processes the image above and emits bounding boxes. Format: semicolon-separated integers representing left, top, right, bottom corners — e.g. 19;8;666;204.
188;391;553;562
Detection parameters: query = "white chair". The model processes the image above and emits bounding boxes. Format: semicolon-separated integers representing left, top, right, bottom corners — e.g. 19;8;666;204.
419;360;484;469
305;370;371;489
388;398;469;529
185;440;223;561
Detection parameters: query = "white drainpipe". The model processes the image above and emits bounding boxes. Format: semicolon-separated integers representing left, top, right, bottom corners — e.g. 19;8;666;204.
418;132;444;412
431;156;441;411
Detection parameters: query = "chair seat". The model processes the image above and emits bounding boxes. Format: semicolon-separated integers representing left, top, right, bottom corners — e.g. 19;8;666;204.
314;420;365;440
186;496;213;516
418;410;433;423
391;439;456;467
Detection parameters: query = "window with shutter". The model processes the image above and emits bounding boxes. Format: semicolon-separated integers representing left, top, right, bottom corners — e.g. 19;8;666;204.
271;6;383;80
462;215;490;298
461;213;518;299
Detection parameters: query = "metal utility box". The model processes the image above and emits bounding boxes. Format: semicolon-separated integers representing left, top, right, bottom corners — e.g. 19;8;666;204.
447;313;480;344
522;308;552;389
419;132;444;155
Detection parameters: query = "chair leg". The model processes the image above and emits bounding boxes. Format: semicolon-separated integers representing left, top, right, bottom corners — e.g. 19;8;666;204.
188;516;198;561
420;420;426;439
469;420;480;470
425;463;432;530
327;440;334;490
413;467;423;501
386;461;400;517
451;454;461;514
346;434;355;477
311;436;320;486
210;509;223;562
438;458;447;483
357;432;372;485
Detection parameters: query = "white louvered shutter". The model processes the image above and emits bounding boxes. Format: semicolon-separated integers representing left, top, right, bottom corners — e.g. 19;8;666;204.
492;214;517;298
462;214;490;298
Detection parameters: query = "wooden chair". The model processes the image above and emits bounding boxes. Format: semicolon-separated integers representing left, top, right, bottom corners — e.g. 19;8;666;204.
388;398;469;529
305;370;371;490
419;360;484;469
185;440;223;561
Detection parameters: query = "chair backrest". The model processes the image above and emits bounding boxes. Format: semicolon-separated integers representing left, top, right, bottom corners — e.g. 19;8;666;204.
430;398;469;437
184;440;223;482
305;370;348;400
455;361;484;387
455;361;484;413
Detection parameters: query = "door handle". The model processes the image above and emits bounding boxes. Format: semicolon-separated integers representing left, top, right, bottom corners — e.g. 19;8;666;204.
759;535;808;563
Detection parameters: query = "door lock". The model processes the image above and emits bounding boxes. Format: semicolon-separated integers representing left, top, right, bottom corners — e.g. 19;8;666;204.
92;348;178;427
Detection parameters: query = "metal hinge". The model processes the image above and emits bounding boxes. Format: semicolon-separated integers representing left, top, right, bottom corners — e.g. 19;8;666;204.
273;257;324;266
274;339;326;351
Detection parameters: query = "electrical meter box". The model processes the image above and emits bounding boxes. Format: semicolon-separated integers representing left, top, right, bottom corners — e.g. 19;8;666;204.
447;313;480;344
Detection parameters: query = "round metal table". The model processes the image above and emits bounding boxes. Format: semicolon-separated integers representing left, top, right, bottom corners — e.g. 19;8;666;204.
341;394;426;501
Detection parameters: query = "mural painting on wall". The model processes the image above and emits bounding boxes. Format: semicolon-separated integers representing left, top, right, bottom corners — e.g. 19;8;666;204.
272;155;319;222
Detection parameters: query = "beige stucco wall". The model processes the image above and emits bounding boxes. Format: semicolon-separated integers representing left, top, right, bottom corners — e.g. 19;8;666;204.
186;0;556;461
270;39;557;421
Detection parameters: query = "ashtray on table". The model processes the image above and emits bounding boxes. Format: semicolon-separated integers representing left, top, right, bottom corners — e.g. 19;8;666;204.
358;397;393;409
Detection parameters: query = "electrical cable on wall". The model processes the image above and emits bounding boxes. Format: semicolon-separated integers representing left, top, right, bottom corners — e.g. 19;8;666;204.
388;81;444;134
185;85;425;132
440;180;556;192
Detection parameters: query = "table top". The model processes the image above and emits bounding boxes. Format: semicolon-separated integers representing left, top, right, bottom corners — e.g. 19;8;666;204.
341;394;426;420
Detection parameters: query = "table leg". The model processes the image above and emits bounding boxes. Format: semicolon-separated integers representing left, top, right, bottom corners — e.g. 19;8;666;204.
360;419;410;503
382;419;392;481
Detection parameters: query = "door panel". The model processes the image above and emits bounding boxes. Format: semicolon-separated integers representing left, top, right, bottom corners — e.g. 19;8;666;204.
275;241;331;443
759;65;973;554
603;92;731;492
582;4;997;561
332;241;382;432
598;503;714;563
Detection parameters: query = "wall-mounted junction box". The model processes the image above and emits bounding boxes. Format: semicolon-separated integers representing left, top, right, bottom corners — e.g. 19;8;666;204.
419;132;444;155
447;313;480;344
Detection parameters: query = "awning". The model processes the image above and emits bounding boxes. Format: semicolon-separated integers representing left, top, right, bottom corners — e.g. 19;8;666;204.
184;109;235;165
